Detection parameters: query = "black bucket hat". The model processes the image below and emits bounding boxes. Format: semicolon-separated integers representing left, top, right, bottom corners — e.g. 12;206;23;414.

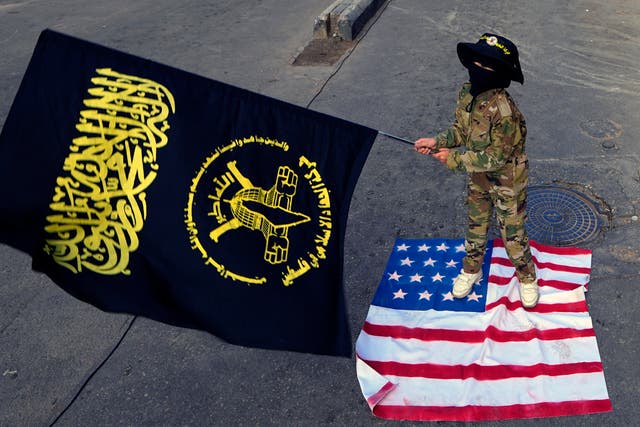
457;33;524;84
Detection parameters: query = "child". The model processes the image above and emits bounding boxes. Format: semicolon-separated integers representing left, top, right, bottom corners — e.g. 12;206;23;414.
415;33;539;308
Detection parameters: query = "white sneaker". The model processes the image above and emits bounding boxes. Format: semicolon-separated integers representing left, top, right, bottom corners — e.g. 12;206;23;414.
520;279;539;308
452;270;482;298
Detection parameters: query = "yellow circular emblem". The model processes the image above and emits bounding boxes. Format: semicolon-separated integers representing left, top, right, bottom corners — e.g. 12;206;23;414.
185;136;332;287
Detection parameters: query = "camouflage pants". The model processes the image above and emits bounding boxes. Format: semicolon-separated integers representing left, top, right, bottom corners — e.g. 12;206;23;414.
463;172;536;283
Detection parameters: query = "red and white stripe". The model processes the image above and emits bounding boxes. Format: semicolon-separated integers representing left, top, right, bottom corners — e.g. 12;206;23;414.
355;239;612;421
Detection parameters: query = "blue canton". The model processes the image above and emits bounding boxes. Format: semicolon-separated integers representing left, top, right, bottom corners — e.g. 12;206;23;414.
371;238;493;312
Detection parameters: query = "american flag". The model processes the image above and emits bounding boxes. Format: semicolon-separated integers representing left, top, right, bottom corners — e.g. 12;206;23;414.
355;238;612;421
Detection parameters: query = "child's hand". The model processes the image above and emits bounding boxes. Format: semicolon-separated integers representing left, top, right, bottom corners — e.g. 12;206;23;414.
432;148;450;164
414;137;436;154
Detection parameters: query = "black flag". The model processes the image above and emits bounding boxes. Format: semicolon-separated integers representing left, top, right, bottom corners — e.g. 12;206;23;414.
0;30;376;356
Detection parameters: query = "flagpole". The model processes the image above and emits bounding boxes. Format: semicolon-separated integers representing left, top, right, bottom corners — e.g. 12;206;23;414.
377;130;415;146
378;131;440;154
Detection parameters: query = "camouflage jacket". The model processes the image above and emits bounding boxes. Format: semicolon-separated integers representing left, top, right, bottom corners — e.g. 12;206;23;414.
435;83;527;178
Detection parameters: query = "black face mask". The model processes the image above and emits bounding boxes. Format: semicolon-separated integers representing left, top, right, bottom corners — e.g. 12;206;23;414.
467;62;511;96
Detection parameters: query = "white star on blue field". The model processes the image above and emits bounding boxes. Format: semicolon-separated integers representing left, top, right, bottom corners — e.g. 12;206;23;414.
372;238;494;312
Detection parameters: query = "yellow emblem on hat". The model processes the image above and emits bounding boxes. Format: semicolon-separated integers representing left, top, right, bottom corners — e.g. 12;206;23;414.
479;35;511;55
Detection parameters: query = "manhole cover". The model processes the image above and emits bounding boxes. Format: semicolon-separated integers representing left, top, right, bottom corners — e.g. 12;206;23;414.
525;184;609;246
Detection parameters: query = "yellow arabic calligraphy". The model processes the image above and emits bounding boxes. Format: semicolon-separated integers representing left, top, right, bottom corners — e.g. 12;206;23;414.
479;35;511;55
43;68;175;275
281;155;333;286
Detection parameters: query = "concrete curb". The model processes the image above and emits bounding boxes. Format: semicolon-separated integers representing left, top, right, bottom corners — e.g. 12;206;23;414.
313;0;386;41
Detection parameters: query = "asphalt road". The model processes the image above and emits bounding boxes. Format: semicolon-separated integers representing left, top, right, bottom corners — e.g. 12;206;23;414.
1;1;639;426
